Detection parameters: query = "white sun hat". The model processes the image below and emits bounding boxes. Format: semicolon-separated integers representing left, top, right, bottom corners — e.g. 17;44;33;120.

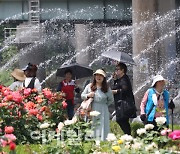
151;75;167;87
93;69;106;77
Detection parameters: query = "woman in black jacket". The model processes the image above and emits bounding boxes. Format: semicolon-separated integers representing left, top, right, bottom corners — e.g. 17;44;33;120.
112;62;136;135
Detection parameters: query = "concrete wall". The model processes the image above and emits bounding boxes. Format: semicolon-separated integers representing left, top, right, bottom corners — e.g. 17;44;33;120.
132;0;176;111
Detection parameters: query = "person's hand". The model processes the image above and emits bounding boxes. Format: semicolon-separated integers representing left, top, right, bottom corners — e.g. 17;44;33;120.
88;92;95;98
112;90;118;94
140;114;147;121
112;72;117;80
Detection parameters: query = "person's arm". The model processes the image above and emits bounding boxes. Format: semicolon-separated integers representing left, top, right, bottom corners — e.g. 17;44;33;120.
112;77;129;95
34;78;42;92
106;87;114;106
81;84;94;100
9;82;16;91
140;90;149;115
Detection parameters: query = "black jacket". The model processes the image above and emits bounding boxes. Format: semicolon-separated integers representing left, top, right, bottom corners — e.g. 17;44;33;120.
112;74;135;108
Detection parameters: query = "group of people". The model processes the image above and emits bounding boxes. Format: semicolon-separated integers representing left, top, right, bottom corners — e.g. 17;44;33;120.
9;63;41;91
9;62;172;141
56;62;172;141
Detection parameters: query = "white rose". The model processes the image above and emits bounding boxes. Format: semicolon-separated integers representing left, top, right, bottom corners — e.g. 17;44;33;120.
90;111;101;117
125;144;130;149
132;142;142;150
155;117;166;125
72;116;77;123
145;124;154;130
137;128;146;136
120;134;133;142
95;140;100;146
151;142;158;148
40;122;50;129
57;122;64;131
64;120;73;125
155;151;161;154
106;133;117;141
64;117;77;126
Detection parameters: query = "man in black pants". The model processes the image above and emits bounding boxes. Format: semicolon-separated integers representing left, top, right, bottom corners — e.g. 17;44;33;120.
112;62;136;135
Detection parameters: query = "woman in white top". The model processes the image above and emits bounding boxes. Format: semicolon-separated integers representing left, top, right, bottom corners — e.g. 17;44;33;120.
23;63;42;92
9;69;26;91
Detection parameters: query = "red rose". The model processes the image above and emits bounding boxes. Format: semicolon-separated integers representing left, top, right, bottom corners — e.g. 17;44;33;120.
4;126;14;134
9;142;16;151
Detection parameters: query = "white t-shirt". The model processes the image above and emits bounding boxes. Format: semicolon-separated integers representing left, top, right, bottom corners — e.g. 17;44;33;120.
24;77;42;92
9;81;23;91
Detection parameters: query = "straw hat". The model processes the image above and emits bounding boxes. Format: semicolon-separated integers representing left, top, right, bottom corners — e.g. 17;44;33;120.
151;75;167;87
93;69;106;77
11;69;26;81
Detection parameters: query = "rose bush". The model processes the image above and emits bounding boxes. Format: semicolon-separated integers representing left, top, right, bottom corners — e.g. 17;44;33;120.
0;86;66;144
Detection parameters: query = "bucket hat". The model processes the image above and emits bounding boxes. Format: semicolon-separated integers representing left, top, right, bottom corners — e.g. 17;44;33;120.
151;75;167;87
11;69;26;81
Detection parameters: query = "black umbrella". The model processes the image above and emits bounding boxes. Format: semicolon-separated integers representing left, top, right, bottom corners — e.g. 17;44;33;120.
56;63;93;79
102;50;135;65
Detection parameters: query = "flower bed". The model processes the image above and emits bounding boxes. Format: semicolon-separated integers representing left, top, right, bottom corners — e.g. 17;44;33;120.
0;85;180;153
0;85;66;146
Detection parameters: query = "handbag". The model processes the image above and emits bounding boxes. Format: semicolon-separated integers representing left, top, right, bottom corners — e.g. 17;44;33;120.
142;103;155;124
80;97;93;111
116;100;137;120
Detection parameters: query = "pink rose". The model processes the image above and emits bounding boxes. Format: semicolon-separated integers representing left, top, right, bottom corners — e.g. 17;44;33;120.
0;139;8;147
29;109;38;116
161;129;167;136
4;134;16;142
62;101;67;109
4;126;14;134
12;92;22;103
168;130;180;140
24;88;32;96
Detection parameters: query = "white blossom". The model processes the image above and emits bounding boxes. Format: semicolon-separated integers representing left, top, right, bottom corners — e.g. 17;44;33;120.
90;111;101;117
155;151;161;154
132;142;143;150
125;144;130;149
155;117;166;125
137;128;146;136
95;140;100;146
57;122;64;131
40;122;50;129
72;116;78;123
145;124;154;130
64;116;78;125
120;134;133;142
106;133;117;141
145;142;158;151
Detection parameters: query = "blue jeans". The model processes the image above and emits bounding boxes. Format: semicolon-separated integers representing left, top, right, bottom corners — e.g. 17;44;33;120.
66;99;74;120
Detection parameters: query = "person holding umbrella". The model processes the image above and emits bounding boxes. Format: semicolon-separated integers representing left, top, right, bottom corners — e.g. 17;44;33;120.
81;69;114;141
140;75;169;130
112;62;136;135
57;69;80;120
